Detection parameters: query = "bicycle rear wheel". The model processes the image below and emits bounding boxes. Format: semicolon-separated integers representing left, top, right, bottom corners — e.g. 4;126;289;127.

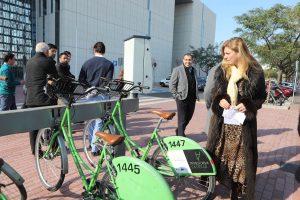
35;128;68;191
151;147;215;200
0;159;27;200
83;119;118;167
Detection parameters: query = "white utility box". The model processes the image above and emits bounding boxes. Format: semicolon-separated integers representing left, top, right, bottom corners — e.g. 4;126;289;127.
123;35;153;93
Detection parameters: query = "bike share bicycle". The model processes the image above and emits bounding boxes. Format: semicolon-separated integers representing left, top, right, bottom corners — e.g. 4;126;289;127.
83;78;217;200
0;158;27;200
34;77;174;199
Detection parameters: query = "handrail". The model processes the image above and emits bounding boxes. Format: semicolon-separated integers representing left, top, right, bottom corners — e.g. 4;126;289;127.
0;98;138;136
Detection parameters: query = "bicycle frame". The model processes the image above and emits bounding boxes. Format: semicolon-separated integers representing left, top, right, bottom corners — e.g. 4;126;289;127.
101;98;216;177
46;105;119;196
0;194;7;200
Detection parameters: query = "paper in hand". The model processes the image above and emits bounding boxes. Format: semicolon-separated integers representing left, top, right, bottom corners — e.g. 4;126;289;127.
222;107;246;125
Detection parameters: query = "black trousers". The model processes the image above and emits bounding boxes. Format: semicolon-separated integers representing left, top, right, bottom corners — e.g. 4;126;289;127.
29;130;39;154
27;104;54;155
175;98;196;137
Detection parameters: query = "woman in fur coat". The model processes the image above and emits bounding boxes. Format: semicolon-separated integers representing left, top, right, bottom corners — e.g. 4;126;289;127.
206;37;266;199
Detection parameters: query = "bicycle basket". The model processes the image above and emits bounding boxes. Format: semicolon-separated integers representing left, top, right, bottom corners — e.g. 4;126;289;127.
52;78;78;95
101;78;134;92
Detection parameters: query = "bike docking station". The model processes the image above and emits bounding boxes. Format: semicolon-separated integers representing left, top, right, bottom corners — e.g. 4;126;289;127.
123;35;153;98
0;98;138;138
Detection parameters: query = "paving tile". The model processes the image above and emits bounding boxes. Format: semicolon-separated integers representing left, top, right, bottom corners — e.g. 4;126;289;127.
1;87;299;199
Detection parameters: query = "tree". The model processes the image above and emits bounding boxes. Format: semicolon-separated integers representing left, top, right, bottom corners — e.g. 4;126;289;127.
189;44;222;77
235;3;300;82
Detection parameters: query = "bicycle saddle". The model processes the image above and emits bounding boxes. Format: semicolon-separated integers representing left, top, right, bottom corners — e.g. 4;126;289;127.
95;132;124;146
151;110;176;120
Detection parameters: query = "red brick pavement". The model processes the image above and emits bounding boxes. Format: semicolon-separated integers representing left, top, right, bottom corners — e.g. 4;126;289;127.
1;87;300;199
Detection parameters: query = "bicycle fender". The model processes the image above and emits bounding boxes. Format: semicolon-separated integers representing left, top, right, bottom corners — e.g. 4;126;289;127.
57;135;68;174
1;162;24;186
162;136;201;150
162;136;216;175
112;156;175;200
0;193;8;200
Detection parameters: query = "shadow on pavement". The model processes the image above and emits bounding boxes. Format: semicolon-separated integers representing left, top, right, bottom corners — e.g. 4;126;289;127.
258;128;292;137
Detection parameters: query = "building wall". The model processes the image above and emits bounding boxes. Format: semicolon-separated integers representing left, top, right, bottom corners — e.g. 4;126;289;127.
172;0;216;74
35;0;56;44
201;4;216;47
58;0;174;81
149;0;175;81
172;2;193;67
34;0;215;82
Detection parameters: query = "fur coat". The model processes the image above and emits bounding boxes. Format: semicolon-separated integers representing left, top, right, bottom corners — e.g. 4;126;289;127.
206;63;266;199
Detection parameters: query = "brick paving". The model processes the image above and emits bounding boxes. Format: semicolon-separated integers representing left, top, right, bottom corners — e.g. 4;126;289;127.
0;86;299;199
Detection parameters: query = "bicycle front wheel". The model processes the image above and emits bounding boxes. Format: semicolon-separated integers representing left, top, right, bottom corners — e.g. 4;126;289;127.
101;171;118;200
35;128;67;191
0;160;27;200
151;147;215;200
83;119;117;167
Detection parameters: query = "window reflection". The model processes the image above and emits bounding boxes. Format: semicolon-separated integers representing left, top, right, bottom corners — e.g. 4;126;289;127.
0;0;34;73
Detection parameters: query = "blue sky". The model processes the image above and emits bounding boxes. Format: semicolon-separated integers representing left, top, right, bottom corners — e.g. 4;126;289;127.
203;0;299;44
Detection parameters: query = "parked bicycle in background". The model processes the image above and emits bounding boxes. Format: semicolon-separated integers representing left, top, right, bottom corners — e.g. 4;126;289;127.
0;158;27;200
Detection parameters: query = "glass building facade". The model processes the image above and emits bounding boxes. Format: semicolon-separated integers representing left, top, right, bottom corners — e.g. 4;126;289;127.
0;0;36;78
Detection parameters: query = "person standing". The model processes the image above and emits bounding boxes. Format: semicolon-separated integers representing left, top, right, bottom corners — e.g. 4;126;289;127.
206;37;266;199
64;51;72;63
78;41;114;155
25;42;58;154
203;64;218;135
169;53;198;137
47;43;58;63
0;53;24;111
79;42;114;87
56;52;75;79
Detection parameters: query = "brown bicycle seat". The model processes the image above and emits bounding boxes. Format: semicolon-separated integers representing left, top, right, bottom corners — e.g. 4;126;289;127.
151;110;176;120
95;132;124;146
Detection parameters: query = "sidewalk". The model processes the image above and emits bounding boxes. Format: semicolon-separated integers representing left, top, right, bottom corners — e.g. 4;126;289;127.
1;85;299;199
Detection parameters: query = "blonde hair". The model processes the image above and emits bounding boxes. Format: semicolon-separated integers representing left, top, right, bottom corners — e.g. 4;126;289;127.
221;37;258;80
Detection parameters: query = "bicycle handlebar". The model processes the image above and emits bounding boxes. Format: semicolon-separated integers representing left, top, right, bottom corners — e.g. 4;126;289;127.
47;76;149;99
80;86;109;96
99;78;149;94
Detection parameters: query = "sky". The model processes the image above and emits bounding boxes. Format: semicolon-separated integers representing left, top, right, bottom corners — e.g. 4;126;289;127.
203;0;299;44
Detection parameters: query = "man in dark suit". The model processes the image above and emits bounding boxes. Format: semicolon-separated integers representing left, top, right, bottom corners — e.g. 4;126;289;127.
25;42;58;154
78;41;114;155
169;53;198;137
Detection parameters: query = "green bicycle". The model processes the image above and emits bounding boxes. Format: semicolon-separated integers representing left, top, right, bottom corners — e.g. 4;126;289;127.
83;78;217;199
34;78;174;199
0;158;27;200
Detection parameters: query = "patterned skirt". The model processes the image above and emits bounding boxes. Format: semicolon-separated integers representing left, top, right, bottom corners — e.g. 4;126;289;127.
214;124;247;196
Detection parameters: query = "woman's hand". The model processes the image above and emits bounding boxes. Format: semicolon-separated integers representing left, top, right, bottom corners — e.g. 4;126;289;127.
219;99;231;109
236;103;247;112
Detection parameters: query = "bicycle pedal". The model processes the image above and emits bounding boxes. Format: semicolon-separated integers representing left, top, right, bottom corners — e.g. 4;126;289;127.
80;193;95;200
145;157;152;163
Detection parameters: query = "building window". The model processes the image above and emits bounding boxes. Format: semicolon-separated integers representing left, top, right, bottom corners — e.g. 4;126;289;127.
0;0;35;76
